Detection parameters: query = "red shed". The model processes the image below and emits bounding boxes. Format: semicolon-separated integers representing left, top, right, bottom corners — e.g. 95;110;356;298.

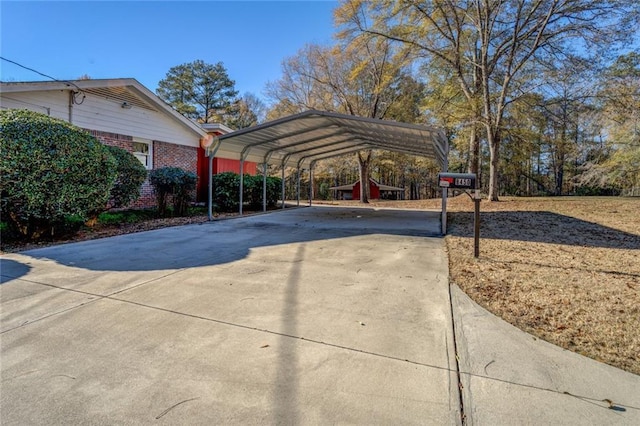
330;178;404;200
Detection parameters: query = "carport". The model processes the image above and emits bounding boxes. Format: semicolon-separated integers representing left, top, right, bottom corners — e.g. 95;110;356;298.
202;110;449;232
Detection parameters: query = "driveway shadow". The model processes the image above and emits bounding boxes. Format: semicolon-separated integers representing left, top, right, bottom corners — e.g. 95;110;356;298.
3;207;442;273
0;259;32;285
448;211;640;249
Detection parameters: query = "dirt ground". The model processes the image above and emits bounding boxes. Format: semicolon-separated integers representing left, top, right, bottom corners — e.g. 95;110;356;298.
2;197;638;375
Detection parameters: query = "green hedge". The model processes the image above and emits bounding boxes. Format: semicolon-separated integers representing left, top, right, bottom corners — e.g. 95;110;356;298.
211;172;282;212
149;167;197;217
0;109;117;239
105;145;147;209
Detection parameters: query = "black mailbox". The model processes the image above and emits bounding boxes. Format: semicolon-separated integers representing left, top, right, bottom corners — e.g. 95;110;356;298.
438;172;476;189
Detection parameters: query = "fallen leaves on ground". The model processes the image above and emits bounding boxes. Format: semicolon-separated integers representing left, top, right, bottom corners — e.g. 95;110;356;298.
433;196;639;375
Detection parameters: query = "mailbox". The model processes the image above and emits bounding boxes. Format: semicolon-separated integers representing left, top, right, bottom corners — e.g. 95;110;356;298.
438;172;476;189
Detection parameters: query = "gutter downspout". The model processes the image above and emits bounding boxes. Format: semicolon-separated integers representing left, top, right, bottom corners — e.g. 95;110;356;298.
68;91;74;124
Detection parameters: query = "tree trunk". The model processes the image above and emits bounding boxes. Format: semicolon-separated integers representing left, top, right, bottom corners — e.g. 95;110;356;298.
357;150;372;203
468;126;480;184
487;128;500;201
469;58;482;183
555;166;564;195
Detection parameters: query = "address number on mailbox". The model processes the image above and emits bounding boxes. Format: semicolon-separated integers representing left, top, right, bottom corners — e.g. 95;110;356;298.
438;173;476;189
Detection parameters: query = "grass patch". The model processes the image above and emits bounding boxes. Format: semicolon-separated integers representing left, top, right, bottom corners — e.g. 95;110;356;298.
98;209;157;225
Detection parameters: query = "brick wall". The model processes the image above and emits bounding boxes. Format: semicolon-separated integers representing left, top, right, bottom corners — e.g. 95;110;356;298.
153;140;198;172
153;140;199;208
87;130;198;209
87;130;133;150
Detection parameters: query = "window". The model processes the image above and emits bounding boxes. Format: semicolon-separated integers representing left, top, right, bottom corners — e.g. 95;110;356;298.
132;140;152;169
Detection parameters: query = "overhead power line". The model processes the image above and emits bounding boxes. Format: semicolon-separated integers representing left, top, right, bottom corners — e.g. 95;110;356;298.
1;56;84;94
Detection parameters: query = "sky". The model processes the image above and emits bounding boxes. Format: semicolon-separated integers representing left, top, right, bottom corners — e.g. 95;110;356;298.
0;1;339;102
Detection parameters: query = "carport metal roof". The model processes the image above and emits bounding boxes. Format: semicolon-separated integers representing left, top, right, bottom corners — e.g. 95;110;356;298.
205;110;450;235
206;110;448;169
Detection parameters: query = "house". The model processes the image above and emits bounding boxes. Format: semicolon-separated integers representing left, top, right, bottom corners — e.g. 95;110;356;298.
330;178;405;200
199;123;257;202
0;78;257;208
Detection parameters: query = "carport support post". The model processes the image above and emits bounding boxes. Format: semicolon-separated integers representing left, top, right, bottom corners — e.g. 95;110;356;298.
262;163;268;212
239;160;244;215
239;149;251;216
296;166;301;207
206;139;222;221
309;161;315;206
281;158;287;209
282;154;291;210
262;153;273;212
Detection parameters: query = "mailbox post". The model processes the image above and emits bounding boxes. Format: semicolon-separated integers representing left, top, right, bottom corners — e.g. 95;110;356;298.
472;189;480;258
438;173;481;258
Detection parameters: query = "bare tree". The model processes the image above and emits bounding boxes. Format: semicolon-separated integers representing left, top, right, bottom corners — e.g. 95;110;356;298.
266;38;415;203
336;0;639;200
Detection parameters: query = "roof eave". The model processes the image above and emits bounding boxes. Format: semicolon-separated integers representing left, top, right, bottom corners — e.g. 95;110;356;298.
1;78;207;138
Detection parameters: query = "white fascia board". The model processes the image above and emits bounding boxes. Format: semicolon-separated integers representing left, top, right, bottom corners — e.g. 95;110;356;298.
1;78;207;139
202;123;235;135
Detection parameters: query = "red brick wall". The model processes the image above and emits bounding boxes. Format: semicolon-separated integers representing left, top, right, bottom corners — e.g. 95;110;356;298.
87;129;198;209
88;129;133;150
152;140;198;208
153;140;197;172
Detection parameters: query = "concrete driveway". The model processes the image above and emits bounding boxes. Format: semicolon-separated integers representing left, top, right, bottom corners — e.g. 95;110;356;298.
1;206;460;425
4;205;639;425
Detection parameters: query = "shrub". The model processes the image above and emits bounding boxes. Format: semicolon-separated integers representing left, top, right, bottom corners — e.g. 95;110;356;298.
244;174;262;209
319;182;330;200
211;172;282;212
574;185;621;196
211;172;240;211
265;176;282;207
149;167;197;217
105;145;147;209
51;214;86;238
0;109;117;240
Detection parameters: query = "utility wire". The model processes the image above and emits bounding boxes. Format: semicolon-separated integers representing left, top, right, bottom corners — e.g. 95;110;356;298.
1;56;84;94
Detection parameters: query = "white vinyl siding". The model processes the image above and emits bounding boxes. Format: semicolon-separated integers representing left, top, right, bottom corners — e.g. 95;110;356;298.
0;90;69;120
0;90;200;147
